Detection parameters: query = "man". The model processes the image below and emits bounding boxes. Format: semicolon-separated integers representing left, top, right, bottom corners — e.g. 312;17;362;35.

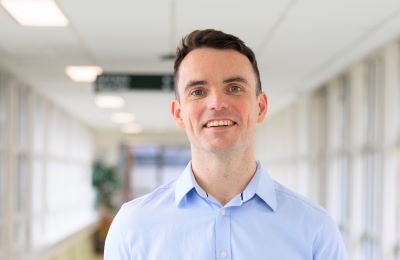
105;29;347;259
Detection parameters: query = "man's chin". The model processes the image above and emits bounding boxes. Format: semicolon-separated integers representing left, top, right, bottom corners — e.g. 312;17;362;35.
202;141;238;154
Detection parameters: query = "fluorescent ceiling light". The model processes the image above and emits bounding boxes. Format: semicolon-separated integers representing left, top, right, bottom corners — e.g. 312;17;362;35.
65;66;103;82
112;112;135;124
95;95;125;109
121;123;143;134
1;0;68;27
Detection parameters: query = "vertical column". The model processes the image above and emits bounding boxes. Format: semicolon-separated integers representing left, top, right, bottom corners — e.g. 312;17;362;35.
348;62;366;260
325;79;340;219
325;75;352;249
295;93;313;198
7;76;16;259
0;72;10;260
310;86;328;206
381;41;400;260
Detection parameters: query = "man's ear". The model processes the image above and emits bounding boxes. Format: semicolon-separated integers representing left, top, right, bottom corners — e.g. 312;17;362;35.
171;100;185;128
257;92;268;123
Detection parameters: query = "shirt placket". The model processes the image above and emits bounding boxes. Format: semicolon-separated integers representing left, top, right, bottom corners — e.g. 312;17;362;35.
215;207;231;259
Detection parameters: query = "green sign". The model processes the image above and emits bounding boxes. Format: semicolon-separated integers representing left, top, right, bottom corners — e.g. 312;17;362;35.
95;74;174;92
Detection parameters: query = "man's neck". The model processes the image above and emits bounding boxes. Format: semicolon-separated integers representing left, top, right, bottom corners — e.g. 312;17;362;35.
191;148;257;206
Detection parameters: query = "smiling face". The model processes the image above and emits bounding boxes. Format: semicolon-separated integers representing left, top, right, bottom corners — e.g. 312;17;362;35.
171;48;268;155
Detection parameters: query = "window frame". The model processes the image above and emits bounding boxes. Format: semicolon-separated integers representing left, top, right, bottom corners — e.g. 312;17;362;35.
360;56;384;260
336;75;352;246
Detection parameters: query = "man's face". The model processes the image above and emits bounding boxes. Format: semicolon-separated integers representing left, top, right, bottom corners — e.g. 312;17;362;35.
171;48;267;154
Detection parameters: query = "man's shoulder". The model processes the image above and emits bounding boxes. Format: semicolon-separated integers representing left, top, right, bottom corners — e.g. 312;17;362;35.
118;180;177;217
272;181;329;220
269;182;347;258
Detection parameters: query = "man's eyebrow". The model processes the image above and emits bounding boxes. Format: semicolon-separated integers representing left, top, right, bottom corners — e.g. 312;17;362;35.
223;76;249;84
184;80;207;92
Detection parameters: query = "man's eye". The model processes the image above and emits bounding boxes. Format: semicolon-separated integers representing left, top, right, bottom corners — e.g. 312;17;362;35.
228;85;242;92
191;89;205;96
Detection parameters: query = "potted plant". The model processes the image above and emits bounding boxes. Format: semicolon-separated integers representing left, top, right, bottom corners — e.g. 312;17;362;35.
91;160;119;254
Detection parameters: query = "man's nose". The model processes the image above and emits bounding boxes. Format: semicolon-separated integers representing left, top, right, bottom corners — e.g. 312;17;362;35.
207;91;227;111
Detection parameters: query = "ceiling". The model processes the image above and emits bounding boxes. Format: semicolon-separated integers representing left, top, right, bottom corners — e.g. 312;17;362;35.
1;0;400;133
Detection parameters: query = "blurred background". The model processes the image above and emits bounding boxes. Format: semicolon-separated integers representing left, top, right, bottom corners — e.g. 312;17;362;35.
0;0;400;259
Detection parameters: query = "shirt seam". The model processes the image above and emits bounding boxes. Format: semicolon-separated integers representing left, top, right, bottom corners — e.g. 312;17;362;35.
124;185;172;208
312;214;327;257
274;187;327;215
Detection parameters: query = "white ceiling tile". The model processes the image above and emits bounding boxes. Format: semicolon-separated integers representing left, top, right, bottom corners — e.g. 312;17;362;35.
258;0;400;95
58;0;172;63
176;0;293;49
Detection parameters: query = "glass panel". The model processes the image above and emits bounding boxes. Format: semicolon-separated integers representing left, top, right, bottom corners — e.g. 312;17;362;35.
32;94;46;155
0;83;7;148
362;152;379;260
32;159;44;214
0;152;4;218
339;154;350;238
132;164;158;198
0;83;8;222
16;87;29;148
131;145;191;198
48;107;64;156
13;220;27;254
311;87;328;206
398;43;400;143
0;225;3;257
15;154;28;213
162;146;191;165
397;150;400;260
338;75;351;246
362;58;384;260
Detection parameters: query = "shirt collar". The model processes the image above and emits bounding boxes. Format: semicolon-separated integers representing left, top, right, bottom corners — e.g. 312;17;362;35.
174;161;277;211
252;161;277;211
174;162;195;207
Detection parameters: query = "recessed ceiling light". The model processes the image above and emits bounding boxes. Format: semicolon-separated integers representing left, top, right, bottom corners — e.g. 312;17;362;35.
95;95;125;109
65;66;103;82
1;0;69;27
111;112;135;124
121;123;143;134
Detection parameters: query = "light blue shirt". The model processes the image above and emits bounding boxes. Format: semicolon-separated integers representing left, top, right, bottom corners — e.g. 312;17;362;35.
105;161;347;260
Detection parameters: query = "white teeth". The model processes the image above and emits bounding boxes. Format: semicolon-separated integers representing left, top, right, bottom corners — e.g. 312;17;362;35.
206;120;234;127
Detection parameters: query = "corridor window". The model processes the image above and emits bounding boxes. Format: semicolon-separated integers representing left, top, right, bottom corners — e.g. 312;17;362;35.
13;86;30;254
398;42;400;145
310;87;328;206
131;145;190;198
0;153;4;214
0;76;7;148
361;57;384;260
337;75;351;245
0;78;6;258
397;153;400;260
0;81;7;214
0;70;96;257
40;104;96;246
30;93;47;249
396;42;400;260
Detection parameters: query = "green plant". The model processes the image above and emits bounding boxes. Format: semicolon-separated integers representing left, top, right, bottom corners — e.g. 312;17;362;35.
92;161;119;210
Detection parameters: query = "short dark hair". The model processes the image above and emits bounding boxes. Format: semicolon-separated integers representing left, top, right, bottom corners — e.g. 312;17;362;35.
174;29;262;99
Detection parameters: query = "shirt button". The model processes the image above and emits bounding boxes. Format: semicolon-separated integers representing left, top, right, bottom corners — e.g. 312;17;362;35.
220;209;226;216
220;250;228;258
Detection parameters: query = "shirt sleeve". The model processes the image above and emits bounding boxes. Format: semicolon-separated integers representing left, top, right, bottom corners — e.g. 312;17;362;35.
104;206;131;260
312;214;348;260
